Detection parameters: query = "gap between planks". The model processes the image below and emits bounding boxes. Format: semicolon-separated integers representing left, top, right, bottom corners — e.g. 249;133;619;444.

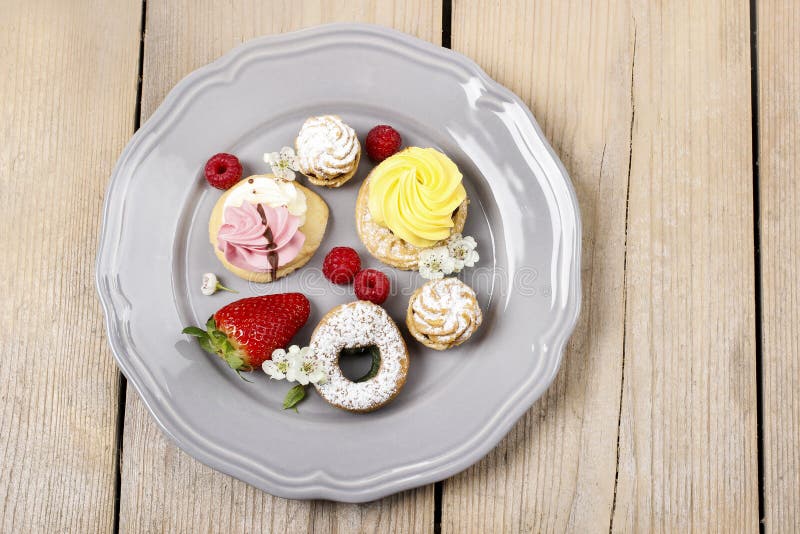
433;2;452;532
112;2;147;533
609;17;637;533
748;0;766;530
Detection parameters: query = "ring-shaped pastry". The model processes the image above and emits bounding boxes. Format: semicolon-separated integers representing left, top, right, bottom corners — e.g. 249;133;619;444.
310;301;409;413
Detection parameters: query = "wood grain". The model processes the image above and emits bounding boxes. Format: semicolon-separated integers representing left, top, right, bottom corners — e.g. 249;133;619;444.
447;0;759;531
758;1;800;531
0;0;763;529
444;1;633;531
0;0;141;532
613;0;758;530
119;1;440;532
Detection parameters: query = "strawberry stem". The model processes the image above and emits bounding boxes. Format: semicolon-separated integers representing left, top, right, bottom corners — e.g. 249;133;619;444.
183;317;251;377
235;369;253;383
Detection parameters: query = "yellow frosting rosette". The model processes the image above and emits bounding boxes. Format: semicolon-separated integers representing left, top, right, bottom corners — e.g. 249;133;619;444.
366;147;466;248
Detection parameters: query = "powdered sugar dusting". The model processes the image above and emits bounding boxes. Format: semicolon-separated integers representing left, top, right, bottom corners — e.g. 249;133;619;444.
296;115;359;180
409;278;482;347
311;301;408;412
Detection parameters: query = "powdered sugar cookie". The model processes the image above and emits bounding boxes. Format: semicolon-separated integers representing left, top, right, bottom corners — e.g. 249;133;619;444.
406;278;482;350
310;301;409;413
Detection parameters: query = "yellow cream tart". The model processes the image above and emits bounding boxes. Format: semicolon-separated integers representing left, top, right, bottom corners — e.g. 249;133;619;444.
355;147;469;270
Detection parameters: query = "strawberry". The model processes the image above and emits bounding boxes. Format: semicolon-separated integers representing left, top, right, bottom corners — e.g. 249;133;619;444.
182;293;310;376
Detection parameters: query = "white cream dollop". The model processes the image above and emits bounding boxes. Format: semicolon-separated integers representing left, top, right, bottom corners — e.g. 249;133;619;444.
223;175;307;226
295;115;359;180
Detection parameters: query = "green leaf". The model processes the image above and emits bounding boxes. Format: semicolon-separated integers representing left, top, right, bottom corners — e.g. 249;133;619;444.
223;351;245;371
210;329;227;348
183;317;250;378
181;326;208;338
340;345;382;383
198;336;214;355
182;325;215;355
283;384;307;410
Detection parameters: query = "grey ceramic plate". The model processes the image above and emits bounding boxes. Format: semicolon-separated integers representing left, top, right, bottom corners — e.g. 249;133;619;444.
96;23;581;503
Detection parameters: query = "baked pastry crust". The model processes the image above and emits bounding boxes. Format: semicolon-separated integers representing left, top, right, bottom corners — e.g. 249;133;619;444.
355;173;468;270
311;301;409;413
301;149;361;188
406;278;482;350
294;115;361;188
208;177;329;283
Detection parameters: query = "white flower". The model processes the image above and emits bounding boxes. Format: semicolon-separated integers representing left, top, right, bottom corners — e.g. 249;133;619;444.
263;347;291;380
200;272;237;296
419;246;457;280
264;146;300;181
447;234;480;271
266;345;326;385
418;235;480;279
201;273;218;295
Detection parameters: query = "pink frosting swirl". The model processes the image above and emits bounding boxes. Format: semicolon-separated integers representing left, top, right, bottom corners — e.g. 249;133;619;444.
217;202;305;272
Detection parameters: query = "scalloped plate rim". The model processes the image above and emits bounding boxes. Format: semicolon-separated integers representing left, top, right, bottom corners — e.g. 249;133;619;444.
95;22;582;503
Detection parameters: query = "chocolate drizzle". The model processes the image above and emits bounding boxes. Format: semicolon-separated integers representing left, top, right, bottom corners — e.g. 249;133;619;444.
256;204;279;279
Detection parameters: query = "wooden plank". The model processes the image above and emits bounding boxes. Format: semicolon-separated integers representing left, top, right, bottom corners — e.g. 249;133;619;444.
612;0;759;530
119;1;441;532
758;1;800;531
0;0;142;532
444;1;633;531
447;0;759;531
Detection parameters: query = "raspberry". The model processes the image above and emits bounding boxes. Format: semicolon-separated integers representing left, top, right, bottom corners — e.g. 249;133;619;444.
205;153;243;190
354;269;390;304
365;125;402;163
322;247;361;285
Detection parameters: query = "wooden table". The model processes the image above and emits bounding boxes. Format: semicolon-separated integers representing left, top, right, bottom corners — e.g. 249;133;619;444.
2;0;797;531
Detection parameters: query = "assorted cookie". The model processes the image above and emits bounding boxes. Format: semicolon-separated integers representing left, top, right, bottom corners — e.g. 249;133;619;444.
208;174;329;283
407;278;482;350
295;115;361;187
356;147;468;270
310;301;409;413
186;119;486;413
